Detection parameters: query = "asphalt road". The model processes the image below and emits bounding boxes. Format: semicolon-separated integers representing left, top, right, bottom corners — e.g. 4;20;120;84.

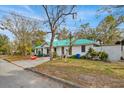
0;59;67;88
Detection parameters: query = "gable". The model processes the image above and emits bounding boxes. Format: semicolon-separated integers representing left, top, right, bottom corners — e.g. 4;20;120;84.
42;42;49;47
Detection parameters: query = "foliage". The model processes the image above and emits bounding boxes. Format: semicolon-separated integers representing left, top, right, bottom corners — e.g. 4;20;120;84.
97;15;122;44
69;55;77;59
85;48;108;61
86;48;97;59
97;6;124;17
98;51;108;61
42;5;76;60
77;16;122;45
97;6;124;44
33;31;46;47
76;23;97;40
1;12;46;55
56;27;69;40
80;55;87;59
0;34;10;55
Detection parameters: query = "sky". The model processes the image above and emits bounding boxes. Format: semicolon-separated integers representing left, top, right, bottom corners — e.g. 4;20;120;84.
0;5;123;41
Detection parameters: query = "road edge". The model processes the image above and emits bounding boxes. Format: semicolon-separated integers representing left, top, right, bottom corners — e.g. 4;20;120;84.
3;58;82;88
25;67;82;88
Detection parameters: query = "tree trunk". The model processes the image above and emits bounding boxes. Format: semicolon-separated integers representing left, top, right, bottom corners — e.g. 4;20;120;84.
49;32;55;61
69;32;72;55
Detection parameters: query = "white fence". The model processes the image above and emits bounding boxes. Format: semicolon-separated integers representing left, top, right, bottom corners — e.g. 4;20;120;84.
94;45;123;61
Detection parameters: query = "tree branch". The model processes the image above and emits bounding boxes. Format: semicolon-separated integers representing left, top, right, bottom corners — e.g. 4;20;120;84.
42;5;53;31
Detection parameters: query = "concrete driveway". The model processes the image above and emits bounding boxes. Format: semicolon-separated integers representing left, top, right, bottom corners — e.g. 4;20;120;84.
12;57;50;68
0;59;70;88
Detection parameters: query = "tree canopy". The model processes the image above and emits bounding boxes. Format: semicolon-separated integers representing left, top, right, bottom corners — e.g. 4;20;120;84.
1;12;46;55
0;34;10;54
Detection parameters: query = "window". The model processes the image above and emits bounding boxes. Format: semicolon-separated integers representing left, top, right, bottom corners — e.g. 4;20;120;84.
81;45;85;52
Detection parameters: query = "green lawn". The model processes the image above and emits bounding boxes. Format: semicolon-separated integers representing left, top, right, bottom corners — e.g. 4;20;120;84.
35;58;124;87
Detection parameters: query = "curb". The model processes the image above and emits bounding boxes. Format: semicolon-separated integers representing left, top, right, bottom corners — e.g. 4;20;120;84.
3;58;82;88
25;68;82;88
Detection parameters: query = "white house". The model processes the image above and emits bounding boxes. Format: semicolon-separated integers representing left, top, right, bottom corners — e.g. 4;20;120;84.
35;39;124;61
35;39;96;57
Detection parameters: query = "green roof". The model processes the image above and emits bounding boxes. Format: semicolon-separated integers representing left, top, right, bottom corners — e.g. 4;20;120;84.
35;39;95;48
47;39;95;47
35;45;42;49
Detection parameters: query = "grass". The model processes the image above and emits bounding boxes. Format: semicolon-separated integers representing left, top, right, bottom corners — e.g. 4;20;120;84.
2;55;31;62
35;58;124;87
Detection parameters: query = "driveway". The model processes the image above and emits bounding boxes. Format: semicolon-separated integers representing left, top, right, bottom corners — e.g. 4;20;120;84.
12;57;50;68
0;59;71;88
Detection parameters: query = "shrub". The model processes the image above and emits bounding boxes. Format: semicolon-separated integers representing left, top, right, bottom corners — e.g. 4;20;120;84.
37;54;43;57
86;48;98;59
90;51;98;58
86;48;108;61
43;54;49;57
81;55;87;59
70;55;77;59
98;51;108;61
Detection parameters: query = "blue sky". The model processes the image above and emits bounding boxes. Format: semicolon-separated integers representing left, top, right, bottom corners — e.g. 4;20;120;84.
0;5;123;40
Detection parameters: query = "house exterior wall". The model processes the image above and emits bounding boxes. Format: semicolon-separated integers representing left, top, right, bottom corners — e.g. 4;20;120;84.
43;48;47;55
55;45;93;56
35;44;124;61
56;47;61;56
35;45;93;56
94;45;122;61
72;45;93;56
35;48;42;55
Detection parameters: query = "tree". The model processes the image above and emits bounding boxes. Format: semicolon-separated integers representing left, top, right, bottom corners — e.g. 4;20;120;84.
42;5;76;60
56;27;69;40
75;15;122;45
97;6;124;16
1;12;45;55
0;34;10;55
32;30;46;47
76;23;98;40
97;15;122;44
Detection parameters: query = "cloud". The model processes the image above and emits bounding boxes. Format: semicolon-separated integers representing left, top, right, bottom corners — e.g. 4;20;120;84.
20;5;34;13
0;5;44;21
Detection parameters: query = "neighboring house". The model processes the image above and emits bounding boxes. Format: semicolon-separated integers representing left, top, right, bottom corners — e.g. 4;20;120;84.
35;39;96;57
93;39;124;61
94;45;124;61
